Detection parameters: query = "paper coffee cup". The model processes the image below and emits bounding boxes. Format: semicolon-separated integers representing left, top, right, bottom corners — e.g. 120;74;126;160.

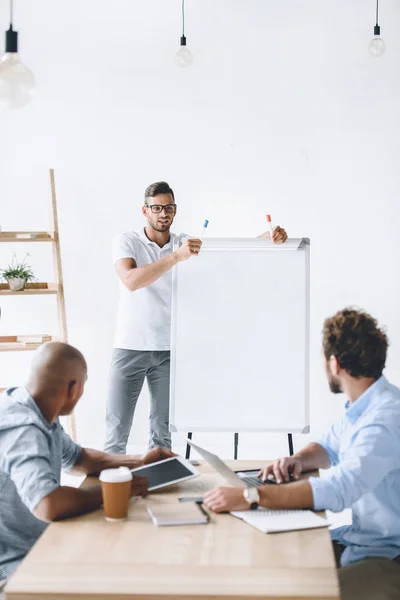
99;467;133;522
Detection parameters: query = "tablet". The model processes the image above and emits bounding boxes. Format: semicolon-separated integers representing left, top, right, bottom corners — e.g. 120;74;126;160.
130;456;199;491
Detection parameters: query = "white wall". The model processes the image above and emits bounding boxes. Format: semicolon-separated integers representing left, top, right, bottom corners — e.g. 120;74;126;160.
1;0;400;459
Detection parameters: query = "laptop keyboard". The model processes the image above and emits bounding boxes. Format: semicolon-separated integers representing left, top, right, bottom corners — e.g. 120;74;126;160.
242;476;272;486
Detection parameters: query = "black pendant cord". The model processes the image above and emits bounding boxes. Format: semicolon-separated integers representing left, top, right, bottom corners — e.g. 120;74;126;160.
5;0;18;52
180;0;187;46
373;0;381;36
182;0;185;37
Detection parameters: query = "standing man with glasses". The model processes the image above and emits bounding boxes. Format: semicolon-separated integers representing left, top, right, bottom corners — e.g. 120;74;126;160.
105;181;288;454
105;182;202;453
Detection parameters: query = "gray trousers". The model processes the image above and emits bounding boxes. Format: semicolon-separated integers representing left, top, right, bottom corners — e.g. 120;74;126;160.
104;349;171;454
334;542;400;600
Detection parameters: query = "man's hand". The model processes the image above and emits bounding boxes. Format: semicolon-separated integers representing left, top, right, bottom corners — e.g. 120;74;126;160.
203;487;249;513
142;448;177;465
258;456;303;484
174;238;202;261
260;226;288;244
131;475;149;498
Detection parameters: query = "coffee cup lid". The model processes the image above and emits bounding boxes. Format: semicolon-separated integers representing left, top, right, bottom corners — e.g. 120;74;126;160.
99;466;133;483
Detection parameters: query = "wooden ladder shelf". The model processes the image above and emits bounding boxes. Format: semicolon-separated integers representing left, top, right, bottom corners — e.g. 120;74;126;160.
0;169;76;440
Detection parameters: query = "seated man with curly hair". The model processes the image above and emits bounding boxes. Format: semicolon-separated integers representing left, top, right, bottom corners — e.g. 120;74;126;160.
203;308;400;600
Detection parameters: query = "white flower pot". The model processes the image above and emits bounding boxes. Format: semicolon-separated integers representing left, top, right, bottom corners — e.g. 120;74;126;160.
7;277;26;291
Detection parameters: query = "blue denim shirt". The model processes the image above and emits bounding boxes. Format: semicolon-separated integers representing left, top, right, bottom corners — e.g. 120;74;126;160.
309;376;400;566
0;387;81;578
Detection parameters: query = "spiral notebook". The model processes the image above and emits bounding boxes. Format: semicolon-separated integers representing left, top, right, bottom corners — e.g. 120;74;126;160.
230;508;329;534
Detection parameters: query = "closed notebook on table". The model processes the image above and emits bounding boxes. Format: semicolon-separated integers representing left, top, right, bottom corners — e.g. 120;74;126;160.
230;508;329;534
147;503;208;526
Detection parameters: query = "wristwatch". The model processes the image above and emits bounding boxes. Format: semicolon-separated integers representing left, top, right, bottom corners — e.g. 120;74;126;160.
243;487;260;510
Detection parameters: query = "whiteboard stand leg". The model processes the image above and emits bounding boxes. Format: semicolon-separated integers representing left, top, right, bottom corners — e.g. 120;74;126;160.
288;433;294;456
185;432;192;459
234;433;239;460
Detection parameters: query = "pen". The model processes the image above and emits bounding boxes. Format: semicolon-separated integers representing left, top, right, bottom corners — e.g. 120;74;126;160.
178;496;204;503
266;214;274;242
200;220;209;241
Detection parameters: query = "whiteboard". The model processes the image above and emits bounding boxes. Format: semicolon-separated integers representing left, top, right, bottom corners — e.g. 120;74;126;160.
170;238;310;434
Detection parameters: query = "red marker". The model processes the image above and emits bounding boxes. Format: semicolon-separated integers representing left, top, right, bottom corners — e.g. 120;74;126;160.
266;214;274;242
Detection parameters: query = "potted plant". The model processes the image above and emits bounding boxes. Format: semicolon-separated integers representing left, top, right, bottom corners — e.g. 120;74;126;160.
0;253;37;291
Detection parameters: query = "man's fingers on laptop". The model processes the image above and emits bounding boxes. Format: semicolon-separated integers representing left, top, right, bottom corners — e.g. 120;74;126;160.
258;465;274;481
273;458;290;483
271;457;302;483
279;457;302;481
272;461;285;484
291;460;303;480
280;458;293;482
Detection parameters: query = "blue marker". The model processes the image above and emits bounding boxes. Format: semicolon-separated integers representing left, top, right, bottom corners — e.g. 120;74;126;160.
200;220;209;240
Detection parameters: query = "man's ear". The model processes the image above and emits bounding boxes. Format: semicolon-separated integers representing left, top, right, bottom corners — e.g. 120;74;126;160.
142;205;148;217
329;355;340;376
68;380;78;400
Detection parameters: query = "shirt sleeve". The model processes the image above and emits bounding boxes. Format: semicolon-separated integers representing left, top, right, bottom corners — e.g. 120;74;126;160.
179;233;190;243
315;419;342;467
5;426;60;513
60;426;82;471
112;233;136;264
309;421;400;512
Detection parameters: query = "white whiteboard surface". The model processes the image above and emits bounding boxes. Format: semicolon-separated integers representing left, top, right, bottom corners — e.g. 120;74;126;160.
170;238;310;434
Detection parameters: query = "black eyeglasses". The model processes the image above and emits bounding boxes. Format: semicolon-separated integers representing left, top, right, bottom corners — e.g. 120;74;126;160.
146;204;177;215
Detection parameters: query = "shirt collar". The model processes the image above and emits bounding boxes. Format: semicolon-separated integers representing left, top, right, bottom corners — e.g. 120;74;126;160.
137;228;152;243
138;228;174;249
345;375;387;423
21;386;57;430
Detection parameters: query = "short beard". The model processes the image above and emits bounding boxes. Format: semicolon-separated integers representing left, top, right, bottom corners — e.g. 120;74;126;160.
149;219;171;233
328;377;342;394
152;224;170;232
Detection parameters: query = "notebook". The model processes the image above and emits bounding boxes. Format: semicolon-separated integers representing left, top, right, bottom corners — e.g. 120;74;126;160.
147;503;209;527
230;508;329;534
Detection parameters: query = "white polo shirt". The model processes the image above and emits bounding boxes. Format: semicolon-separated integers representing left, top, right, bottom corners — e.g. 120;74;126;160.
112;229;187;351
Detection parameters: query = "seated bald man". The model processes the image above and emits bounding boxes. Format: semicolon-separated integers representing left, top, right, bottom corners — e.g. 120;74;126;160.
0;342;173;581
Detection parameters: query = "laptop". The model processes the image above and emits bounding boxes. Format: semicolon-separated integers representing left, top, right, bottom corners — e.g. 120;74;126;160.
184;439;329;534
185;438;275;488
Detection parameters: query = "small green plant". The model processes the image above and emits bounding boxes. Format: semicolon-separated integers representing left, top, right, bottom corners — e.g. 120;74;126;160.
1;253;37;282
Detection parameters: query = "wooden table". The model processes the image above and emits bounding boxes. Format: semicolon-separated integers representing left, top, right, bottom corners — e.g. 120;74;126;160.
5;461;339;600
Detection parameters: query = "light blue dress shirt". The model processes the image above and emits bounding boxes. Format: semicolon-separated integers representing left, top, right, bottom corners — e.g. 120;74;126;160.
309;376;400;566
0;387;82;578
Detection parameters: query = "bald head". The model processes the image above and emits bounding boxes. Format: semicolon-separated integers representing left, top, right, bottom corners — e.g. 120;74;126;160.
27;342;88;421
29;342;87;383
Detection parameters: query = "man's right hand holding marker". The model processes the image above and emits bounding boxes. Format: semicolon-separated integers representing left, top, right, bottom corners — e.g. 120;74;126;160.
174;238;202;261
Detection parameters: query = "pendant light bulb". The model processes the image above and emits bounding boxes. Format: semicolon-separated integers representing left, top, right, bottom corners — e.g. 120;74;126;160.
368;30;386;57
0;2;36;109
368;0;386;57
176;0;193;67
176;36;193;67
